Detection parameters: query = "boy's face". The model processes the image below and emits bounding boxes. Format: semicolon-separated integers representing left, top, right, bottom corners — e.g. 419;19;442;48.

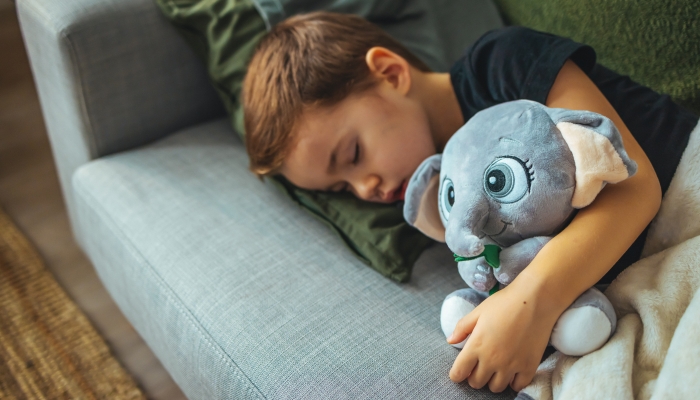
281;81;436;203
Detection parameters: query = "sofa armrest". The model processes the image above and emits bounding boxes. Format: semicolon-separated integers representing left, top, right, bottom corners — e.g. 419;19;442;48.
17;0;225;237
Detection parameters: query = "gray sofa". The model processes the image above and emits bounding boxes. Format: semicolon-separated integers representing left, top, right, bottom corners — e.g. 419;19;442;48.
17;0;512;398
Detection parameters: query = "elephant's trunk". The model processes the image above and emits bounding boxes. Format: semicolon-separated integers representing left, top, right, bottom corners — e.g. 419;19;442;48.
448;233;484;258
445;193;489;258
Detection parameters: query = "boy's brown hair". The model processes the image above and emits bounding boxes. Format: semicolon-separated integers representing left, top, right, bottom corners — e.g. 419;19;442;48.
243;11;431;177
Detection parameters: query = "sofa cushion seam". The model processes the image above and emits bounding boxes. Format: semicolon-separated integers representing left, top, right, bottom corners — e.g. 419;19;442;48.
60;27;100;159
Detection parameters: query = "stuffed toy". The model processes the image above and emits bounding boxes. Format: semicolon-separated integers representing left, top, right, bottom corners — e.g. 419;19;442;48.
403;100;637;356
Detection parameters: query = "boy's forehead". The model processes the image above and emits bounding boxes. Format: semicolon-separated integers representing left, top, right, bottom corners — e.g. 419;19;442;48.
281;108;343;189
290;106;344;158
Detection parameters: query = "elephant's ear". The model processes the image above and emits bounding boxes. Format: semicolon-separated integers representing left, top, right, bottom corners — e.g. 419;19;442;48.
546;108;638;208
403;154;446;242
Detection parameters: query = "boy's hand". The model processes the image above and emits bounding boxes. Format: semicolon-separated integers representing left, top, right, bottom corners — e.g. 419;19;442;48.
447;276;562;392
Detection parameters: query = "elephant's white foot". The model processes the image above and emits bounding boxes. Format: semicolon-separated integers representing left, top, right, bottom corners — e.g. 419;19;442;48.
550;288;616;356
441;289;486;349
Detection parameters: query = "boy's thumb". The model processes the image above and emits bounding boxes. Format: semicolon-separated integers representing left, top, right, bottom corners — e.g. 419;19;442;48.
447;312;478;344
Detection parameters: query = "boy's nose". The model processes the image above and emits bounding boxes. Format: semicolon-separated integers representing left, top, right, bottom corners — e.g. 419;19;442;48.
354;174;381;201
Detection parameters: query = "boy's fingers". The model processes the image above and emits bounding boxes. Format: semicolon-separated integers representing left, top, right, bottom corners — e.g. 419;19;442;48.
488;372;515;393
449;351;478;383
511;369;537;392
466;363;494;390
447;311;478;344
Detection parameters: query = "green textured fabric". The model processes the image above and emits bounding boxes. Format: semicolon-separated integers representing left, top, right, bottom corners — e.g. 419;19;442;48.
155;0;432;282
494;0;700;115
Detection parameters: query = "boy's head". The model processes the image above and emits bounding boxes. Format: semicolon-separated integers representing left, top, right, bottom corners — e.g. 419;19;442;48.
243;12;439;203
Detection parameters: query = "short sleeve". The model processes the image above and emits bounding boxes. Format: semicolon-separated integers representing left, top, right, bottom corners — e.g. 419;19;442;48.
451;26;596;121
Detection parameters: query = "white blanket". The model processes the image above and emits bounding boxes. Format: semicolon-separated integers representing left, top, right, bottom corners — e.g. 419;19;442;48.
519;121;700;400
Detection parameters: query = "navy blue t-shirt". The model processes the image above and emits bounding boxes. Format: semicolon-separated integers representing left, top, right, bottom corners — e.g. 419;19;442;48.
450;26;699;283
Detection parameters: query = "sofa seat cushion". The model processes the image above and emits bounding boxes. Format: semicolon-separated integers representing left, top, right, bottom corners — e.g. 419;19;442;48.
71;118;512;399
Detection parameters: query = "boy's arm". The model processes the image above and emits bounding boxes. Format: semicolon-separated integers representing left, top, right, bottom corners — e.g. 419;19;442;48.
529;58;661;309
447;60;661;391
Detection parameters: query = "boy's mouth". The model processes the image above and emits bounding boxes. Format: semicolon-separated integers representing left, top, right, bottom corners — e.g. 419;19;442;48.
399;180;408;201
388;180;408;203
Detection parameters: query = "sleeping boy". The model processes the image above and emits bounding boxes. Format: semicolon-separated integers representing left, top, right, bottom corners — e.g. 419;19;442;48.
241;12;698;392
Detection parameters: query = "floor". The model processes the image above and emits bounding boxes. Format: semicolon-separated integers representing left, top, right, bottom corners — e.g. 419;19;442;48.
0;3;187;399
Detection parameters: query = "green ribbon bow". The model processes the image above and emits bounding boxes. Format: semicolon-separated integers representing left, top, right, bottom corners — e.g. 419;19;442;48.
453;244;502;296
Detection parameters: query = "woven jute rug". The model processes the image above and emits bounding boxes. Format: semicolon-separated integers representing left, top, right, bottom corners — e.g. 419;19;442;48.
0;208;145;399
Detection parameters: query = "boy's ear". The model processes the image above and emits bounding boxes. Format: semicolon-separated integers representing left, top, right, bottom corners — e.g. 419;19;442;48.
365;47;411;95
546;108;638;208
403;154;446;242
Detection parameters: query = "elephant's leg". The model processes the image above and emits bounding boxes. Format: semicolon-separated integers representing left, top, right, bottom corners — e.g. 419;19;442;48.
441;288;488;349
550;287;617;356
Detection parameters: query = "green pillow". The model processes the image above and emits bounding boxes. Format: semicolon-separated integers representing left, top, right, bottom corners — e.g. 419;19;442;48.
494;0;700;115
155;0;502;282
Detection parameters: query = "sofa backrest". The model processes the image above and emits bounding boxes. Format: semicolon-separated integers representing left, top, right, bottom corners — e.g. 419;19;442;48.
18;0;225;234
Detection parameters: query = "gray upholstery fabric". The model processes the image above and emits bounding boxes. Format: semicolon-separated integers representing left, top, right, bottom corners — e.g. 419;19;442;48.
72;119;513;399
17;0;225;239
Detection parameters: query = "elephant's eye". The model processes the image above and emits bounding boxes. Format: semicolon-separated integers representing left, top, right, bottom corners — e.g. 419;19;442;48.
483;157;532;203
439;177;455;220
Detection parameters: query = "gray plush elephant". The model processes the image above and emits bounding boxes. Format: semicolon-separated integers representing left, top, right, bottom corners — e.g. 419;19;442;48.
404;100;637;356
